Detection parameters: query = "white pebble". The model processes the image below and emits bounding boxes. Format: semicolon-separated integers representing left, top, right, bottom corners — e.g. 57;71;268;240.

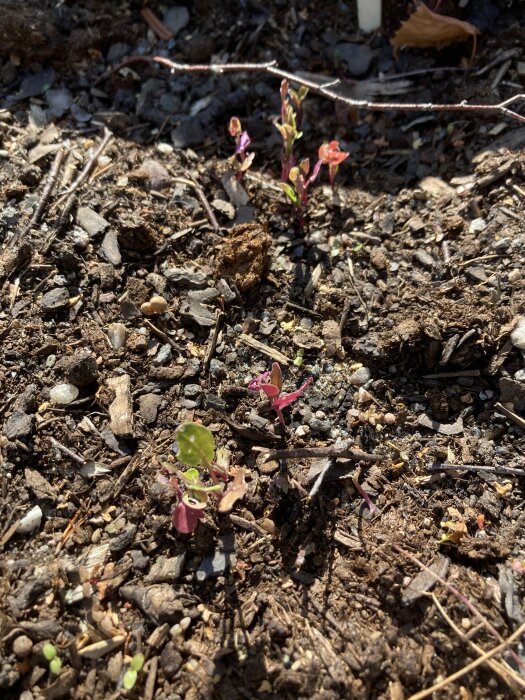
349;367;371;386
511;317;525;350
469;218;487;234
17;505;43;534
509;269;522;284
49;383;79;405
107;323;126;350
156;142;173;155
295;425;310;437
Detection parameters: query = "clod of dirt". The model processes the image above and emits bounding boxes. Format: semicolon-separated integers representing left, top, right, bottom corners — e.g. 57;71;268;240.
59;349;99;387
215;223;272;292
40;288;69;312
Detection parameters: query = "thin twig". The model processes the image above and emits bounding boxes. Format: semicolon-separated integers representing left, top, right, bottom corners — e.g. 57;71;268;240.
172;175;219;232
393;544;524;669
48;436;86;465
142;318;186;356
430;593;525;692
18;147;66;239
203;310;224;374
494;402;525;431
101;56;525;124
407;618;525;700
53;127;113;208
265;440;383;463
429;463;525;477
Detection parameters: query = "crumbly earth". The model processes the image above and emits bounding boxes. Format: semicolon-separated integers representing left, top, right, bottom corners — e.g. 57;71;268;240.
1;1;525;699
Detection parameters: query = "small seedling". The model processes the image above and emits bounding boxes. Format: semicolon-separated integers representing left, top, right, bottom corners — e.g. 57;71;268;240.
228;117;254;181
274;79;308;182
122;652;145;690
279;157;323;228
318;140;349;187
43;642;62;676
248;362;312;426
168;423;247;534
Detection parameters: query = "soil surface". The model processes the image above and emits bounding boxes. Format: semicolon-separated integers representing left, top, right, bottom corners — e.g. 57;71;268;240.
2;2;525;699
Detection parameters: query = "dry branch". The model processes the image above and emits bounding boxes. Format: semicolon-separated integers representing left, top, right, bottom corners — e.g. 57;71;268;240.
101;56;525;124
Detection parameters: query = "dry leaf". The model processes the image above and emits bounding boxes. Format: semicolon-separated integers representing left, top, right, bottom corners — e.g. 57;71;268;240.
440;519;467;544
218;468;247;513
391;1;479;60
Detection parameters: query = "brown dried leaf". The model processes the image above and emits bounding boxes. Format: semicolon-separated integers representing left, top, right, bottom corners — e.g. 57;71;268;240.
391;2;479;55
218;468;247;513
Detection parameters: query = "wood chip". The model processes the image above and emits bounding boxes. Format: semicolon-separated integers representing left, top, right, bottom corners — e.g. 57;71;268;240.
402;554;450;605
238;333;289;365
77;634;125;659
107;374;134;437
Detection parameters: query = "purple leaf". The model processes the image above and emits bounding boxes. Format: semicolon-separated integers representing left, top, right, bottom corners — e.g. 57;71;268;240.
272;377;313;411
172;501;205;534
236;130;251;155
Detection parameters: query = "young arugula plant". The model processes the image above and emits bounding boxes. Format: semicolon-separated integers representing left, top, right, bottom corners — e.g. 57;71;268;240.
43;642;62;676
228;117;254;181
167;423;247;534
122;653;145;691
274;79;308;182
248;362;312;426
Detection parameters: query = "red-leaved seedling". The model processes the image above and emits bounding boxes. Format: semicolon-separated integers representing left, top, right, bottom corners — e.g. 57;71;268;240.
318;140;349;187
274;79;308;182
228;116;254;181
248;362;312;426
280;157;323;228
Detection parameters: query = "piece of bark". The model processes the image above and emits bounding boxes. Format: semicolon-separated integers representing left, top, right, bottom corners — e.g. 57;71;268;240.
107;374;134;437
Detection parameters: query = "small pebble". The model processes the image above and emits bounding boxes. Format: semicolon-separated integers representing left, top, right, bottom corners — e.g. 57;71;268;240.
514;369;525;382
49;383;79;405
349;367;371;386
511;317;525;350
469;218;487;234
384;413;396;425
13;635;33;658
295;425;310;437
107;323;126;350
509;269;522;284
156;142;173;155
17;505;43;533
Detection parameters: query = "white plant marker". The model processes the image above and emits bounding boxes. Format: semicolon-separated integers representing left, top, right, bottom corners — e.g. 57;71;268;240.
357;0;382;32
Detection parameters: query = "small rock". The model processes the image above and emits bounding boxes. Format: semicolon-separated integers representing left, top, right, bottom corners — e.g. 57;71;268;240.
61;350;99;386
469;218;487;234
216;278;236;303
413;250;435;269
41;288;69;312
109;523;137;554
511;317;525;350
212;198;235;219
100;230;122;266
120;584;185;624
49;383;79;405
108;323;126;350
180;298;216;327
139;394;162;424
4;412;34;439
333;42;373;77
183;384;201;398
160;641;183;680
46;87;73;118
349;367;371;386
509;269;522;284
76;207;109;237
171;121;204;148
130;550;150;571
163;6;190;36
12;635;33;658
18;68;55;99
499;377;525;412
162;266;208;288
155;344;172;365
146;554;186;583
195;534;236;581
12;385;37;414
17;505;43;533
221;171;249;207
514;369;525;382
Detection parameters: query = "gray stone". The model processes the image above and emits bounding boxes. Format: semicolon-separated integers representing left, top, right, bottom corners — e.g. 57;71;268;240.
348;367;371;386
130;549;150;571
180;298;216;327
160;641;183;680
163;6;190;36
413;250;435;269
139;394;162;424
171;120;204;148
183;384;201;398
4;412;34;439
511;317;525;350
41;287;69;312
12;385;37;414
334;43;373;77
146;554;186;583
162;266;208;288
109;523;137;554
100;231;122;266
18;68;55;99
76;207;109;237
195;534;236;581
216;278;236;303
46;87;73;118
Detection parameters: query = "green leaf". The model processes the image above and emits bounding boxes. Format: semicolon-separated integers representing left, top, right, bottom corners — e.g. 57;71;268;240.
130;653;145;672
43;643;56;661
49;657;62;675
278;183;298;204
175;423;215;468
123;668;138;690
182;467;200;483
